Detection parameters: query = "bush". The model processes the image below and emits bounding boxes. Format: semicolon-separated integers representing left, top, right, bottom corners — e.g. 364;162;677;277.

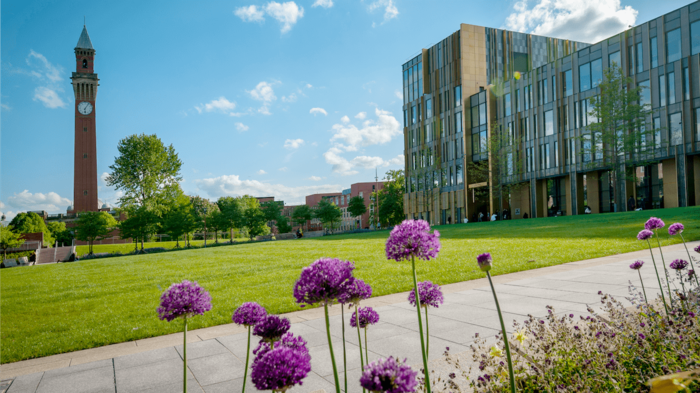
438;284;700;392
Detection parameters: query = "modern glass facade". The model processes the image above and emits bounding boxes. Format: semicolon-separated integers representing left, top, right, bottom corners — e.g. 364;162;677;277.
403;2;700;224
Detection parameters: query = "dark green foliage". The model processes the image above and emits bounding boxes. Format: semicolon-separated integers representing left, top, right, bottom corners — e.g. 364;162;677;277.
275;216;293;234
1;225;25;259
243;207;268;240
47;222;74;246
291;205;312;231
347;196;367;219
161;195;196;248
74;211;118;255
9;212;54;247
376;169;406;226
314;199;342;233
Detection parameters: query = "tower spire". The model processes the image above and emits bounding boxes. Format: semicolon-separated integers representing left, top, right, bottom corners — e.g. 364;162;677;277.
76;25;94;50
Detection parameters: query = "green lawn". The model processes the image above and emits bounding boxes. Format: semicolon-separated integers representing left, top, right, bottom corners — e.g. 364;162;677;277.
2;207;699;364
75;239;249;257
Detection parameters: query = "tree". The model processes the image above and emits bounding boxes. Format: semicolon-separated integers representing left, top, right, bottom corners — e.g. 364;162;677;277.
275;216;292;234
74;211;118;255
314;199;342;234
106;134;183;212
47;222;74;247
217;196;243;243
582;63;654;211
161;194;196;248
291;205;312;231
118;207;159;252
260;201;283;222
243;207;268;240
373;169;406;227
190;196;219;244
347;196;367;228
1;226;25;260
9;212;54;247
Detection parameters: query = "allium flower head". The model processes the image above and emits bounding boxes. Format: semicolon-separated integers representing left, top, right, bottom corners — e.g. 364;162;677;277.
157;280;212;322
477;253;493;272
385;220;440;262
360;357;418;393
644;217;665;231
637;229;653;241
337;278;372;305
629;260;644;270
350;306;380;328
668;222;684;235
694;245;700;254
407;281;444;308
253;332;308;362
293;258;354;306
253;315;291;342
232;302;267;327
251;346;311;391
669;259;689;271
689;270;696;278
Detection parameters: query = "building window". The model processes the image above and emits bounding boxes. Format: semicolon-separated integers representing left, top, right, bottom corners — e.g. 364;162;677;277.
579;62;591;92
659;74;666;107
411;105;416;124
552;76;556;101
669;112;682;146
650;37;658;68
591;59;602;88
82;59;88;68
683;67;690;101
609;51;621;68
696;108;700;142
455;112;462;133
83;190;88;196
83;153;88;158
454;85;462;107
666;28;682;63
653;117;661;148
515;89;520;112
504;93;511;116
563;104;569;130
583;134;592;163
544;110;554;136
83;127;88;132
554;141;559;167
543;78;548;103
667;72;676;105
479;103;486;125
693;21;700;55
533;114;538;138
456;164;463;185
628;45;635;75
636;43;643;73
638;80;650;108
564;70;573;97
426;99;432;118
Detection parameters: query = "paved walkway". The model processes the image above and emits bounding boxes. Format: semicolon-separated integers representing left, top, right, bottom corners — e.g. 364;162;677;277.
3;241;698;393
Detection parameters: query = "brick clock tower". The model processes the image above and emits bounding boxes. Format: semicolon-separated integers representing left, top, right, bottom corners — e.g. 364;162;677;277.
71;26;99;212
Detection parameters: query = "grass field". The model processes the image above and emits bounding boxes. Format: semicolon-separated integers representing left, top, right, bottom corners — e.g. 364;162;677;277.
2;207;699;364
75;239;249;257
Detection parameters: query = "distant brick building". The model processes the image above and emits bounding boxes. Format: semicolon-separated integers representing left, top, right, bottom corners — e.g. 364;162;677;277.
305;182;386;231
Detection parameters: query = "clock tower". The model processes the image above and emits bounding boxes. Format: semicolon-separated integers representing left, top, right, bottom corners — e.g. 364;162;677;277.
71;26;99;212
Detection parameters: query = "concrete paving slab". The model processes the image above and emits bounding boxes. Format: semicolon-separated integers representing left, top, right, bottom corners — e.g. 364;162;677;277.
136;378;203;393
174;339;230;360
36;365;114;393
42;359;112;378
6;372;43;393
187;352;244;386
115;358;195;393
113;346;181;370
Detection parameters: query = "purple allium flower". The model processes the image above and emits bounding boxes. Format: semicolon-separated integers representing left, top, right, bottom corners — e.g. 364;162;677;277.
232;302;267;327
689;312;696;318
689;270;696;278
157;280;212;322
695;245;700;254
253;332;309;361
385;220;440;262
645;217;665;231
668;223;684;236
251;346;311;391
253;315;291;342
360;357;418;393
293;258;354;307
630;260;644;270
476;253;493;272
639;333;646;340
637;229;653;241
337;278;372;305
670;259;689;271
407;281;444;308
351;307;380;329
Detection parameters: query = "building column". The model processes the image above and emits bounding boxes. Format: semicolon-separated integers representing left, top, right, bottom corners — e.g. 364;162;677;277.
676;149;688;207
575;173;586;215
530;178;538;218
565;175;573;216
662;158;679;208
587;171;600;214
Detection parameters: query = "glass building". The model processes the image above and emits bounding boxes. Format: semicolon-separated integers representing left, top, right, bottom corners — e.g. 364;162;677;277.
402;2;700;223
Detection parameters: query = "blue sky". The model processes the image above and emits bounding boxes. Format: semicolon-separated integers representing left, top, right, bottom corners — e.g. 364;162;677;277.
0;0;691;219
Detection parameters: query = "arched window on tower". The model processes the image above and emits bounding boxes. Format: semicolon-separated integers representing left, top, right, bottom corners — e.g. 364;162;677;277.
82;59;88;69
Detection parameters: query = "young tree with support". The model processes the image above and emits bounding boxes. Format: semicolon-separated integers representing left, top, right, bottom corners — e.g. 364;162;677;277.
74;211;118;255
314;199;342;234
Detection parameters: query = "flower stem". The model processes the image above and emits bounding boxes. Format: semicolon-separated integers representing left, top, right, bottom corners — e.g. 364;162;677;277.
424;307;430;358
679;233;700;287
646;240;670;314
654;231;674;306
486;271;516;393
324;303;341;393
364;327;368;365
355;304;365;393
242;326;251;393
637;270;648;304
341;306;347;393
411;256;432;393
183;316;188;393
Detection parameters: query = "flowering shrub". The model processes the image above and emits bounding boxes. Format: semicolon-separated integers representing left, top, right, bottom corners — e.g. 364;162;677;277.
439;287;700;392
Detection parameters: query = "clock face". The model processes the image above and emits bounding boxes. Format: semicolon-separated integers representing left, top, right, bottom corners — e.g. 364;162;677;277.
78;101;93;115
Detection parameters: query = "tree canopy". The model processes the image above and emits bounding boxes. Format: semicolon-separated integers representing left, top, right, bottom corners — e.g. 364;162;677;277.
74;211;118;255
217;196;244;243
347;196;367;220
161;194;196;247
314;199;342;233
1;226;25;260
291;205;312;231
376;169;406;226
47;222;74;247
243;207;268;240
9;212;54;247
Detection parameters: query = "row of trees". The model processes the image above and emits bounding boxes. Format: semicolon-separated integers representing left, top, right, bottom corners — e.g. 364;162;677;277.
1;212;75;260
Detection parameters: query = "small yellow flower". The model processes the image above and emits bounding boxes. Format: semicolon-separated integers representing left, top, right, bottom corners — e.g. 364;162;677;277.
490;346;503;358
513;330;527;345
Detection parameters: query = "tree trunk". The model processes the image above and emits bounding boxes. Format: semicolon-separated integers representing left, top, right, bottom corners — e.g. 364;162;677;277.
140;236;144;251
230;228;234;244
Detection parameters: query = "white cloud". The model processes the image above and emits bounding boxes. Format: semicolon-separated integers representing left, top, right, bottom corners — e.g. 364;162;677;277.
310;107;328;116
235;122;249;132
248;81;277;102
284;138;305;149
1;103;10;111
257;169;267;175
355;112;366;120
27;50;62;83
196;174;340;205
278;167;289;172
282;93;298;103
195;96;237;114
341;115;350;123
234;5;265;22
312;0;333;8
309;176;322;181
265;1;305;33
305;83;313;89
33;87;66;108
394;90;403;100
329;107;401;151
505;0;637;44
4;190;72;214
368;0;398;23
323;147;358;176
